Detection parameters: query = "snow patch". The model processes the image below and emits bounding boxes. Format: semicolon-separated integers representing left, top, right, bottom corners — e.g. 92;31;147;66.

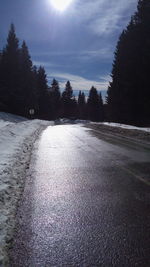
97;122;150;133
56;118;90;124
0;113;54;265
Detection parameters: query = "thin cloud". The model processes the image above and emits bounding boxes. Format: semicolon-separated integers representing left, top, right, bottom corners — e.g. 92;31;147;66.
71;0;137;36
33;46;113;61
48;72;110;91
81;48;113;60
33;61;59;68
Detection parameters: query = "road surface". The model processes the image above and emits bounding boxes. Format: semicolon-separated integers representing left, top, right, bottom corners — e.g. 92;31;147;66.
10;124;150;266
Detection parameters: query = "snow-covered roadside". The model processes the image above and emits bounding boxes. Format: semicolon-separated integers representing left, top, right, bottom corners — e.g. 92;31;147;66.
0;113;54;265
0;112;27;129
95;122;150;133
88;122;150;145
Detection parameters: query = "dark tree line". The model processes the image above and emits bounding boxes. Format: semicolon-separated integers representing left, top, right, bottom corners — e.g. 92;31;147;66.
0;24;44;118
0;24;104;122
107;0;150;126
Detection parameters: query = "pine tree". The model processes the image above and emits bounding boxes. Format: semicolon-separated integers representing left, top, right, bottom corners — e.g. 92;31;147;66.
49;79;61;119
0;50;7;111
107;0;150;126
99;92;104;121
37;66;49;119
0;24;52;119
62;80;73;99
0;49;6;110
71;96;78;118
19;40;36;116
87;87;103;122
135;0;150;126
0;24;20;113
31;65;39;117
61;81;74;118
78;91;86;119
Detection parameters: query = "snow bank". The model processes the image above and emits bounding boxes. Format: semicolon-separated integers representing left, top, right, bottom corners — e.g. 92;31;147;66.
0;112;27;126
95;122;150;133
0;112;27;130
56;118;90;124
0;113;54;265
89;122;150;146
75;119;90;124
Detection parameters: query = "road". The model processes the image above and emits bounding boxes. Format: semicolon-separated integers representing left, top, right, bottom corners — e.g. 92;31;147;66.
10;124;150;267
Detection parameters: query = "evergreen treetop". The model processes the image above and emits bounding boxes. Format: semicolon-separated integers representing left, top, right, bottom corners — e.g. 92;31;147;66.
63;80;73;99
6;24;19;54
107;0;150;126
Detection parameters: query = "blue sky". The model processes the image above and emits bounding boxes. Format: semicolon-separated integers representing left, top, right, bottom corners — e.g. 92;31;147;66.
0;0;138;96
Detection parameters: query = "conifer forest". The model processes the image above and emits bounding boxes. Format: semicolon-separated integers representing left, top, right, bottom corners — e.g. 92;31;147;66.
0;0;150;125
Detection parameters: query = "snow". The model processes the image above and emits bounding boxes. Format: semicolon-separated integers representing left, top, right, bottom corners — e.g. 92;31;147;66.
0;112;54;265
0;112;27;130
75;119;90;124
97;122;150;133
56;118;90;124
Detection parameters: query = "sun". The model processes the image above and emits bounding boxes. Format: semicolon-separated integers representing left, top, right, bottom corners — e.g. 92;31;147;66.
50;0;73;11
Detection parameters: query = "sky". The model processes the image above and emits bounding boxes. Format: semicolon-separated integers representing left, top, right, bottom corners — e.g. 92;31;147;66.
0;0;138;97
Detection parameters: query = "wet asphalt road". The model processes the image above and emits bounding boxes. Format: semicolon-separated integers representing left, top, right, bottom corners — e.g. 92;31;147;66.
10;124;150;267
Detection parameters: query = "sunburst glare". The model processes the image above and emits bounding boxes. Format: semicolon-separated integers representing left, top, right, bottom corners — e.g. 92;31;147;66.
50;0;73;12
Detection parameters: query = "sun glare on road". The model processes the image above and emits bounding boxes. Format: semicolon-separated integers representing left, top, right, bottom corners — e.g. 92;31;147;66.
50;0;73;11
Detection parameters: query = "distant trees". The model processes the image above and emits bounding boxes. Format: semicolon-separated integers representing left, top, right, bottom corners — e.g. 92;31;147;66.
37;66;49;119
107;0;150;126
87;87;104;122
61;81;77;118
0;23;105;122
98;92;104;121
78;91;86;119
49;79;61;119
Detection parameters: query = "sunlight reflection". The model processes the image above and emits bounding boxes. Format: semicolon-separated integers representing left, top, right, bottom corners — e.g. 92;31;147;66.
50;0;73;12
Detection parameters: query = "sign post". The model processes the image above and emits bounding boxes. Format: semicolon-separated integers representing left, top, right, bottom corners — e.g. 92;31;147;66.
29;109;35;119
